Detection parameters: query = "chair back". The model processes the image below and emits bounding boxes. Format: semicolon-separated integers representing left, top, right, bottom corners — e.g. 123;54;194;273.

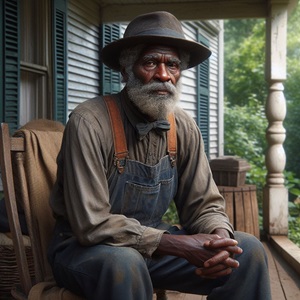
0;120;64;297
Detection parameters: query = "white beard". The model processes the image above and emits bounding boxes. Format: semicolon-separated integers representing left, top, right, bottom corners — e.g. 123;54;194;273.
126;72;181;120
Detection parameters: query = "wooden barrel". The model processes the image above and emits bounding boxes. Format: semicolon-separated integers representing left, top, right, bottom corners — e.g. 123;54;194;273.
218;185;260;239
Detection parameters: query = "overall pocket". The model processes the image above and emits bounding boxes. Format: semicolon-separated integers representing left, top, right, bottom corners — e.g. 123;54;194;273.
122;176;174;226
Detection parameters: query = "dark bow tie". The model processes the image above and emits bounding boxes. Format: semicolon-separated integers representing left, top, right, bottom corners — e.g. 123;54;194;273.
136;120;170;138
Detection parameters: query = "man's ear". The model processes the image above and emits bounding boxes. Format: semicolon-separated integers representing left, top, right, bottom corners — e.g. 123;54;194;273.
121;67;128;83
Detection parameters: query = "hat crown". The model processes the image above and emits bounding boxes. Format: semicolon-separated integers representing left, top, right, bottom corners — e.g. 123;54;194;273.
101;11;212;71
124;11;185;40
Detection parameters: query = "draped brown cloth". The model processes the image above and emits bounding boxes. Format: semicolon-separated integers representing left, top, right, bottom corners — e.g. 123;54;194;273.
14;119;64;280
13;120;83;299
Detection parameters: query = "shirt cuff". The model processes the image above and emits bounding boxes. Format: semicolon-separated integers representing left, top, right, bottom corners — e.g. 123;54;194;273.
136;226;166;257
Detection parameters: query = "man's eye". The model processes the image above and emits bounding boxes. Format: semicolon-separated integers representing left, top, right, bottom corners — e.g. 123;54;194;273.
167;62;180;70
169;62;178;68
144;60;156;68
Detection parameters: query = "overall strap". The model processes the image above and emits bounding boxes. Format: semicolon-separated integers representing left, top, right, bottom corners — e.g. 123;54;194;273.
104;96;129;173
167;113;177;167
104;95;177;172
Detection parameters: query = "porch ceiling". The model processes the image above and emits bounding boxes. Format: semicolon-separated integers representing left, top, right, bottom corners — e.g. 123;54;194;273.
98;0;297;22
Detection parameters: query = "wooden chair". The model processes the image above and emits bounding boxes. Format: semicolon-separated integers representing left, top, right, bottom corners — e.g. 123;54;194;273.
0;120;83;299
0;121;167;300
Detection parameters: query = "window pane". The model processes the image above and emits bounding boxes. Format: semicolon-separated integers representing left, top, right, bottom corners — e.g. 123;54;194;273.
20;70;47;126
19;0;50;125
20;0;48;65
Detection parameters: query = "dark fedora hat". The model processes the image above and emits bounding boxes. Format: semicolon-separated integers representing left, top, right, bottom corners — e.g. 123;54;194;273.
101;11;212;71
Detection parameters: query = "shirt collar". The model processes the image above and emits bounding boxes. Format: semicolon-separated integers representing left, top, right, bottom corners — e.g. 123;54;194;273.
120;89;170;140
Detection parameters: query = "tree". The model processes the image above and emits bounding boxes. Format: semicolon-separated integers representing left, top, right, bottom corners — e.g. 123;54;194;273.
224;18;267;191
224;19;267;107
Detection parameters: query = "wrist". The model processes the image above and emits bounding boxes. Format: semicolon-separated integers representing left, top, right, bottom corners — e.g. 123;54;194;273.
213;228;232;239
155;233;188;259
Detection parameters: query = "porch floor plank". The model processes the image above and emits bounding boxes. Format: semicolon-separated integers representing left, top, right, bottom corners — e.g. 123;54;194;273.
264;241;300;300
264;241;287;300
153;241;300;300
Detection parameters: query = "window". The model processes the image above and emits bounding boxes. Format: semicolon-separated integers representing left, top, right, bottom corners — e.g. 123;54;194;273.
0;0;67;131
20;0;50;125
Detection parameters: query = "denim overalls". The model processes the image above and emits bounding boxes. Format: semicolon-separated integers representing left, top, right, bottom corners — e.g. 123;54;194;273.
48;96;180;299
48;96;271;300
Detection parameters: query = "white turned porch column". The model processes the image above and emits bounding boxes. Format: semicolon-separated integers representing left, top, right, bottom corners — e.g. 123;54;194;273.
263;1;289;235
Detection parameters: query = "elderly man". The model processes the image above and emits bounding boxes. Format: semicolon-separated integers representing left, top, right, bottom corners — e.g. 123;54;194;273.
48;11;271;300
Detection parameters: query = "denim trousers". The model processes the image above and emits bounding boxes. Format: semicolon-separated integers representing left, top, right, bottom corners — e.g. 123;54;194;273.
48;223;271;300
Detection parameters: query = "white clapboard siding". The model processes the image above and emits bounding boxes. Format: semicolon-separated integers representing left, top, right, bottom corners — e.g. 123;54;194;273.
180;21;222;157
179;23;198;119
67;0;102;116
206;21;222;158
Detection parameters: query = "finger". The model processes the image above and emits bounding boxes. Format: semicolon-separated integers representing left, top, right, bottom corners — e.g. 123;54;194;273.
203;250;230;268
204;254;240;269
204;238;238;248
223;257;240;268
196;264;227;275
195;266;233;278
222;245;243;255
204;240;243;256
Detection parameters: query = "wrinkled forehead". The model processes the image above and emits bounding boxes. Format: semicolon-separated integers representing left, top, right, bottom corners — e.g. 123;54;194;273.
139;44;180;59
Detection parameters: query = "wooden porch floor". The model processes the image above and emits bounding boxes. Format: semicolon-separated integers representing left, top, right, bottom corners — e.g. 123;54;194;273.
153;241;300;300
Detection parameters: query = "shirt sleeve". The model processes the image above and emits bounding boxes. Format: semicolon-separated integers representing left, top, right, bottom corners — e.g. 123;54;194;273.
174;109;234;235
51;105;164;257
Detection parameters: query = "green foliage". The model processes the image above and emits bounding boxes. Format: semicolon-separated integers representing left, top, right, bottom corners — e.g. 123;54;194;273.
285;171;300;198
289;218;300;247
288;198;300;247
162;200;179;224
224;101;267;191
224;4;300;247
224;19;267;106
285;171;300;246
284;4;300;178
284;6;300;247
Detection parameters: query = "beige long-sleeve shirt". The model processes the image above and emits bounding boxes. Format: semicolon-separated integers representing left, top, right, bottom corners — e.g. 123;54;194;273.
50;90;233;257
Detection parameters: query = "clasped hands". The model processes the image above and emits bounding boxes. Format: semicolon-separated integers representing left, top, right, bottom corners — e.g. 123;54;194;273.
156;228;243;279
185;229;243;279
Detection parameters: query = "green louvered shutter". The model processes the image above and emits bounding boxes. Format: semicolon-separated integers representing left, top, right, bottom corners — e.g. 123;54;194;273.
0;0;20;132
53;0;67;124
197;34;210;156
100;24;121;95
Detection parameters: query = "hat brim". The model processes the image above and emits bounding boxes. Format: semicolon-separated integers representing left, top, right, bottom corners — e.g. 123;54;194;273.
101;35;212;71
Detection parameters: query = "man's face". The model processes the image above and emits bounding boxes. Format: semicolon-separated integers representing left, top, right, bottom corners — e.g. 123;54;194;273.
125;45;182;120
133;45;181;88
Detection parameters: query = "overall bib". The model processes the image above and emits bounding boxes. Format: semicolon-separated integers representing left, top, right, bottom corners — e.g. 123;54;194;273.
48;96;271;300
103;95;178;229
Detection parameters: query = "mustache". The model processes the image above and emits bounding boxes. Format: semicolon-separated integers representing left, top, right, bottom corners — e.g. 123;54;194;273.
126;73;177;96
141;81;177;95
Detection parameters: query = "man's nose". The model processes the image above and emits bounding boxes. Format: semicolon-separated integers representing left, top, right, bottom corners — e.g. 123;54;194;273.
154;63;171;82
